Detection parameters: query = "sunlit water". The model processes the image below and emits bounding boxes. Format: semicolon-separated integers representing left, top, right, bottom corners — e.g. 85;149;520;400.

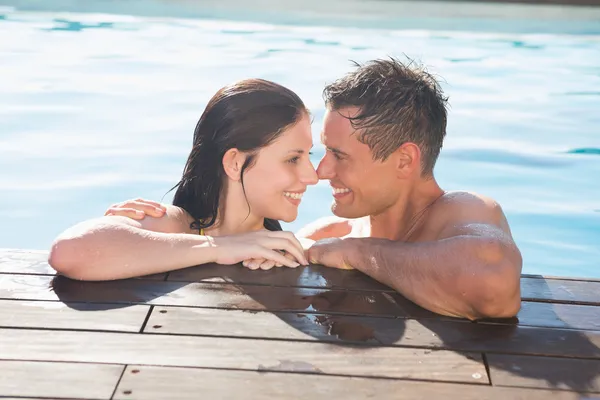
1;5;599;277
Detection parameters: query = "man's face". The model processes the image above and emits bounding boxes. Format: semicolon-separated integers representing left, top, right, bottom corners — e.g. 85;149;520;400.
316;107;400;218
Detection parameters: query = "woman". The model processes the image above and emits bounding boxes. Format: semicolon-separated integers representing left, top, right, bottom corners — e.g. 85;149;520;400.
49;79;318;281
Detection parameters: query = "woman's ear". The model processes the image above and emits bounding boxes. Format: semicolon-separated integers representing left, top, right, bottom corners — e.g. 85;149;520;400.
222;148;246;181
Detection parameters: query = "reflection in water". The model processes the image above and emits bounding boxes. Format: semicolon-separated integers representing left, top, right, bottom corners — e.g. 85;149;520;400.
304;314;377;343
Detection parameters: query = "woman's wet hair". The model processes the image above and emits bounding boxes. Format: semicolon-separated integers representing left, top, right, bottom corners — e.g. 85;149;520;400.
169;79;308;232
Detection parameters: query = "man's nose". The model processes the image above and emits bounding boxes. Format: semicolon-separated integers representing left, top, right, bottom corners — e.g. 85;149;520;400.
316;153;335;180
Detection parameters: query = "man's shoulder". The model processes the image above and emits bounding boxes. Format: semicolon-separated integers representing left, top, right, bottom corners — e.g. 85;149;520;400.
437;191;502;212
429;191;508;232
296;215;355;240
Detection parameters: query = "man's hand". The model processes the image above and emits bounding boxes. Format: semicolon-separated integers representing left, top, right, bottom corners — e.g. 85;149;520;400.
105;198;166;220
307;238;354;270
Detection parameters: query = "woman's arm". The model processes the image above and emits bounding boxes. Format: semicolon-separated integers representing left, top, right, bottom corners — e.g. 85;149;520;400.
48;205;306;281
48;205;217;280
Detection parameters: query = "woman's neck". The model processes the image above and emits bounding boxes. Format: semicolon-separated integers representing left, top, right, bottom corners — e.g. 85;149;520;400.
205;182;264;236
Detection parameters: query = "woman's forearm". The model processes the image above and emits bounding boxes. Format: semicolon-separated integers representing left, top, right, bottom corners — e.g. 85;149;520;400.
48;216;216;281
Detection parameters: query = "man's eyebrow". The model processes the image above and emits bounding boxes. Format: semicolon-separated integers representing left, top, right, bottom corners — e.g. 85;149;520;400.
327;147;348;156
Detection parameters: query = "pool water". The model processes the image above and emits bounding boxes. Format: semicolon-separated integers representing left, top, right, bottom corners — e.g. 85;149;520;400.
0;5;599;277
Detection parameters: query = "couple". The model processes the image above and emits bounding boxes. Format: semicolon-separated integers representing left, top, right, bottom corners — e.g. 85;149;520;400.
48;58;522;321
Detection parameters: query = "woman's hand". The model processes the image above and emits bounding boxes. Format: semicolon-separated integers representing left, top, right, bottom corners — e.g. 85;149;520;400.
242;237;314;270
103;199;309;268
213;231;308;268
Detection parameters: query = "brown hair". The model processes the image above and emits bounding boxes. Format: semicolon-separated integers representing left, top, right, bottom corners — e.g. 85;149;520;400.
170;79;308;231
323;58;448;176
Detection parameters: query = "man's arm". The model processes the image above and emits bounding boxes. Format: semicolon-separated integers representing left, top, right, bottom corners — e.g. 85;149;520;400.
295;215;353;241
308;197;523;320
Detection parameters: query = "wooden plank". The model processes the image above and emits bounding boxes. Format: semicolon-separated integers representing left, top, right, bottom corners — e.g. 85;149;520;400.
495;301;600;331
145;306;600;359
0;299;150;332
168;263;392;291
0;249;166;279
488;354;600;393
3;250;598;303
0;328;487;384
521;277;600;306
114;365;582;400
0;274;431;318
0;360;123;399
169;264;600;306
4;274;600;330
0;249;53;275
522;274;600;283
4;249;598;304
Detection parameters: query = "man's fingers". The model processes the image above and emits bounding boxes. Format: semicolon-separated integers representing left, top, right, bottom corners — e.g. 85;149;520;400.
243;258;264;270
105;208;145;220
306;246;321;265
259;260;276;270
124;201;165;217
133;198;166;210
247;261;261;270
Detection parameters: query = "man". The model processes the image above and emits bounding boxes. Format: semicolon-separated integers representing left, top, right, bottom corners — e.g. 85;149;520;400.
108;58;522;321
296;58;522;321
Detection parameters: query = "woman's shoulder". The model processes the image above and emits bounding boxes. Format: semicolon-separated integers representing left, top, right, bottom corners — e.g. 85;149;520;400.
137;204;196;234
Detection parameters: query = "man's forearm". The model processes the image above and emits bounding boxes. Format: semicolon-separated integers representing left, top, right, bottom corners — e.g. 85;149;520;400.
343;236;521;320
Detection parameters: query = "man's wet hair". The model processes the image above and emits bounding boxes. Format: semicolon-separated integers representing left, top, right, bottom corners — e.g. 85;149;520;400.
323;57;449;176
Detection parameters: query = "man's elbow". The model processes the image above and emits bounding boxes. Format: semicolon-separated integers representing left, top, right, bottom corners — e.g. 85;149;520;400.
471;241;523;320
473;291;521;320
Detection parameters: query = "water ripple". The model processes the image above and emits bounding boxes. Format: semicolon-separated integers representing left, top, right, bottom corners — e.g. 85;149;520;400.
566;148;600;155
444;148;571;168
43;19;114;32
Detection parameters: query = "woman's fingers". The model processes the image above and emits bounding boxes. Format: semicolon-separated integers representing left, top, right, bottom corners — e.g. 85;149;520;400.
260;237;307;266
255;247;300;268
265;231;307;264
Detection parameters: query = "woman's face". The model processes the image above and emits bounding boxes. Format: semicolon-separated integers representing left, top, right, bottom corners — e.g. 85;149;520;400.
242;113;318;223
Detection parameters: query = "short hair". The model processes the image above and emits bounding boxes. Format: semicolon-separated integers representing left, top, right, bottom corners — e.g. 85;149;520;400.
323;57;448;175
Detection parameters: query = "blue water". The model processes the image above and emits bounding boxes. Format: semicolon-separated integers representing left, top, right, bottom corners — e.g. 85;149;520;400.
0;5;599;278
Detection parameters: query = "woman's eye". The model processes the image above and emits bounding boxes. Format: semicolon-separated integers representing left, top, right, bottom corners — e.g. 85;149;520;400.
287;156;300;164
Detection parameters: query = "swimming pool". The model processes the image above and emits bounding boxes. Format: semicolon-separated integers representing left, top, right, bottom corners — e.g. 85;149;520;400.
1;1;599;278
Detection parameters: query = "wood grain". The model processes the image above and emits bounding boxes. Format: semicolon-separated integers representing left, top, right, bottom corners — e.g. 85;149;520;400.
0;360;123;399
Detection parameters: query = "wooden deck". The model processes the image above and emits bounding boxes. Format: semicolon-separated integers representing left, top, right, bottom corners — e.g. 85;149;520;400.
1;248;599;399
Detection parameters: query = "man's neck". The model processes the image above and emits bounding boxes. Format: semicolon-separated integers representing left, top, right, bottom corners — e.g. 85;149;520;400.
369;177;444;241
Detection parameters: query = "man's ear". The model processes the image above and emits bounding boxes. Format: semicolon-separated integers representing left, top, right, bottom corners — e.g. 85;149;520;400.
394;142;421;178
222;148;246;181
